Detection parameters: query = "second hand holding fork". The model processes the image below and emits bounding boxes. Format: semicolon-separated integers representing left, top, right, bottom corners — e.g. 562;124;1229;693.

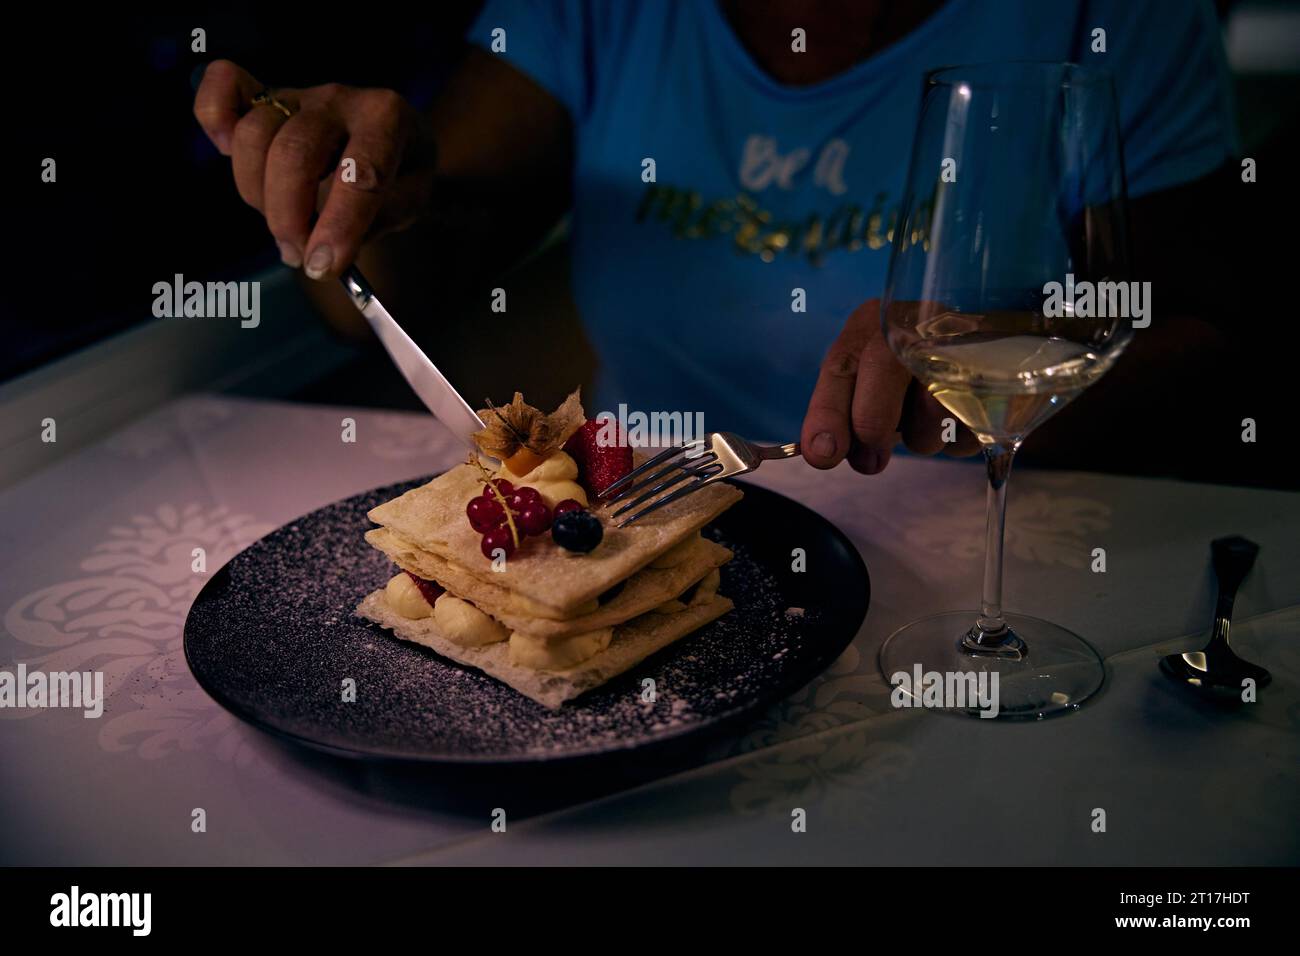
597;433;802;527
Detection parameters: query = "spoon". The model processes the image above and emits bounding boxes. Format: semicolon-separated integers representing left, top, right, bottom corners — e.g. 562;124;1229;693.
1160;535;1271;695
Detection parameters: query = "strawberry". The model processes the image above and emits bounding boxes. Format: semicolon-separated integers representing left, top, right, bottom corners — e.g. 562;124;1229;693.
565;417;633;497
403;571;445;607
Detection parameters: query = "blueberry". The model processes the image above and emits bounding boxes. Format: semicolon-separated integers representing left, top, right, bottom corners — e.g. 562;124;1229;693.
551;510;603;553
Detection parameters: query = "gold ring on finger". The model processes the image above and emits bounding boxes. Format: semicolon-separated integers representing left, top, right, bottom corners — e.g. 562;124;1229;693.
251;89;294;119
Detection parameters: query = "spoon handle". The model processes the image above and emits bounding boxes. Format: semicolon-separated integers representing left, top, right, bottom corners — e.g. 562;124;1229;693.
1210;535;1259;645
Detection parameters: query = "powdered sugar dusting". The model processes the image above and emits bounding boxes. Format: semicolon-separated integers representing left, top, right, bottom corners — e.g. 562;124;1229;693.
184;478;865;763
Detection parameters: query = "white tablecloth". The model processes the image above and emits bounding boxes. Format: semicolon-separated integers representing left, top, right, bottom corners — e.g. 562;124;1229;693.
1;396;1296;864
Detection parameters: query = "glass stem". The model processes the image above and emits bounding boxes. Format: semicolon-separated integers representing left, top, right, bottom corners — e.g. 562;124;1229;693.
963;440;1026;658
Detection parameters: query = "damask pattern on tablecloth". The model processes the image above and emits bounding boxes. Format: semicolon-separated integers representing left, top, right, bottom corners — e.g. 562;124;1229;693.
2;503;274;771
728;644;893;754
722;608;1300;826
712;642;903;813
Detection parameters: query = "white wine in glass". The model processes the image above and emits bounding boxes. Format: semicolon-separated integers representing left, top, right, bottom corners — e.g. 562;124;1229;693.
879;63;1133;718
900;326;1118;442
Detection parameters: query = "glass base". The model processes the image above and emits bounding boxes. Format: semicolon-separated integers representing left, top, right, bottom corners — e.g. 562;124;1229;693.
878;611;1104;720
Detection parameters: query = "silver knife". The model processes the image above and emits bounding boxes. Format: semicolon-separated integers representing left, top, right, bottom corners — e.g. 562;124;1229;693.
340;266;486;451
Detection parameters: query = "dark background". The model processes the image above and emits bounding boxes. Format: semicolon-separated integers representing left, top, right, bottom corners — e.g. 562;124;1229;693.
7;5;482;381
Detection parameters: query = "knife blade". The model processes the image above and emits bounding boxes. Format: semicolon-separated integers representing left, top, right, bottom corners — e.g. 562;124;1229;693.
339;266;486;452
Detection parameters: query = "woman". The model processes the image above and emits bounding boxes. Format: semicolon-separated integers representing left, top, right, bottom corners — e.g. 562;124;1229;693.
194;0;1238;475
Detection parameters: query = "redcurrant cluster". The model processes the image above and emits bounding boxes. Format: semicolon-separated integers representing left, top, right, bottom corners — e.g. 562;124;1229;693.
466;478;566;560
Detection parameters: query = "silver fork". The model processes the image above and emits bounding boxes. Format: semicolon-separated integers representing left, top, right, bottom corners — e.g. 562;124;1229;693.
597;434;801;527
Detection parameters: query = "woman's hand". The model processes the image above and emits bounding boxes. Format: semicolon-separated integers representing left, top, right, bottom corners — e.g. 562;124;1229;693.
193;60;437;281
800;299;980;472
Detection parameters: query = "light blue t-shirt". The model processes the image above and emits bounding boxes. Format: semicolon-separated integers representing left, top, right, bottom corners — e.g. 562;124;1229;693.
467;0;1237;440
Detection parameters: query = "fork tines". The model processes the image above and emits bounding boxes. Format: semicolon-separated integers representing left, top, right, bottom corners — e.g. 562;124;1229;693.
597;439;723;527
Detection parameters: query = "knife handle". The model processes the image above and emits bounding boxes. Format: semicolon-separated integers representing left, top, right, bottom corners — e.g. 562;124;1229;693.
340;266;373;311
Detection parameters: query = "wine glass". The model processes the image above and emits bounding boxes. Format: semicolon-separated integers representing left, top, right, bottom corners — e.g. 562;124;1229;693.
879;62;1133;719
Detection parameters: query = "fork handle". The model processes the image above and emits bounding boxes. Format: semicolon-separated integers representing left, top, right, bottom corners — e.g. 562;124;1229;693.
758;441;801;460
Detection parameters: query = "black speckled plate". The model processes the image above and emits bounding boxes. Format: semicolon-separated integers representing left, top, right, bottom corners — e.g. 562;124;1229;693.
184;478;869;764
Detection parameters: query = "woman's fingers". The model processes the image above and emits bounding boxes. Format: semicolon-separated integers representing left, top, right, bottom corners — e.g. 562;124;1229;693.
801;299;911;473
194;64;435;279
263;109;347;268
803;299;987;473
802;301;878;469
192;60;261;155
302;89;412;280
846;324;910;473
230;101;291;213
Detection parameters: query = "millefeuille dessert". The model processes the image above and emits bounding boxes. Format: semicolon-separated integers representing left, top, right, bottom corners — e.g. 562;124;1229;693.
356;390;743;709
